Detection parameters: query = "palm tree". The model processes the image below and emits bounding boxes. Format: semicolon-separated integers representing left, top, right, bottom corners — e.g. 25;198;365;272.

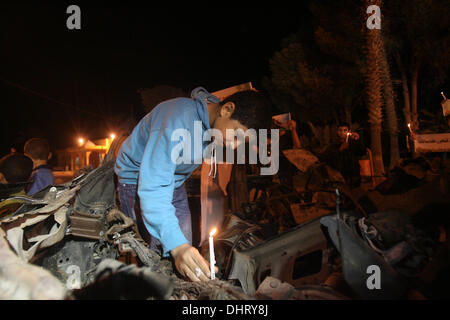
380;40;400;169
386;0;450;133
364;0;385;178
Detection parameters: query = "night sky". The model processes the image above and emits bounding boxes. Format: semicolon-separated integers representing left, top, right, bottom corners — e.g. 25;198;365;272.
0;3;310;155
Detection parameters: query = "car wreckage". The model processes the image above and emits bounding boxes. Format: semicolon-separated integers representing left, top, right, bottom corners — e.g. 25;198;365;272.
0;137;448;300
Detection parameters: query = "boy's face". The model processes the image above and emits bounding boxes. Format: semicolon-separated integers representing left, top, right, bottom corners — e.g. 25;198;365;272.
337;126;350;140
212;102;249;149
213;117;249;149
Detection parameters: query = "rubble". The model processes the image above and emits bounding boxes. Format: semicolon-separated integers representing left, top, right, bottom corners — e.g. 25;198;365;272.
72;258;174;300
225;217;332;295
0;144;448;300
255;276;349;300
0;228;68;300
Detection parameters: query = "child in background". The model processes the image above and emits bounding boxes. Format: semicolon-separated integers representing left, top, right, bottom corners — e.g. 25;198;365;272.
0;153;34;218
24;138;54;196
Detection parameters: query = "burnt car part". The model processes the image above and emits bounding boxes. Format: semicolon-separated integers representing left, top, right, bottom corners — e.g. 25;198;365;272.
0;228;67;300
35;237;118;289
0;185;80;262
172;278;252;300
320;214;408;299
201;214;268;279
111;231;163;271
72;259;174;300
255;276;349;300
69;210;108;240
227;217;332;295
72;159;116;217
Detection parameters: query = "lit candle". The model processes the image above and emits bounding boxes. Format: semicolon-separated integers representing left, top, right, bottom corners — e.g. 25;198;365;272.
209;228;217;280
407;123;413;134
346;132;350;143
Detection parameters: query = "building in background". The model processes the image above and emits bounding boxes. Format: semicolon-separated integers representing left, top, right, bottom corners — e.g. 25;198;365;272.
54;137;114;172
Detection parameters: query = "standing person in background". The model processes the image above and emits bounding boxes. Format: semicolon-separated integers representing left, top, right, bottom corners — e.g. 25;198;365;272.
321;122;366;189
24;138;54;196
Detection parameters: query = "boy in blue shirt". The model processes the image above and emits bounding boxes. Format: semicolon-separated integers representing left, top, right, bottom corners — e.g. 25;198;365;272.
24;138;54;196
115;87;272;282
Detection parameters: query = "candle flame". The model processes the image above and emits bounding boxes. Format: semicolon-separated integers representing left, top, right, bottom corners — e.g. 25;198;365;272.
408;123;411;128
210;228;217;237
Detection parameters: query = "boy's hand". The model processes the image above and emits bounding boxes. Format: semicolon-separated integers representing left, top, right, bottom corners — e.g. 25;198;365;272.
287;120;297;131
349;132;360;140
171;243;218;282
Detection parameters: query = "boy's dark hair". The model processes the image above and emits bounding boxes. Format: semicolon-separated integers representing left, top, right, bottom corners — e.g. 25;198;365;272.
222;90;273;130
0;153;33;184
337;122;351;129
24;138;50;161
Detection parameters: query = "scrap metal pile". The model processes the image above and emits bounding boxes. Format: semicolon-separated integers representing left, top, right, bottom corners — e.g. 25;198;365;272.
0;157;252;300
0;146;448;300
197;149;450;299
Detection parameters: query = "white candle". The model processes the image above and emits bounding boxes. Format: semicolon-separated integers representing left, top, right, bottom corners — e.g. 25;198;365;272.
408;123;413;134
209;228;217;280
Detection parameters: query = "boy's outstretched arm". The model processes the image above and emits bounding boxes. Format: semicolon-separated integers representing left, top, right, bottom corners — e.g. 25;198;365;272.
138;126;215;282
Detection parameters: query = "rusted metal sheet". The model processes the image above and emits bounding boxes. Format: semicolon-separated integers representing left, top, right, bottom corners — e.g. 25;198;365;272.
282;149;319;173
212;82;255;101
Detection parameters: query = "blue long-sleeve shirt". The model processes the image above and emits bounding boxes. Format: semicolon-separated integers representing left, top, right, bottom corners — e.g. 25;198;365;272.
114;93;212;256
27;165;54;196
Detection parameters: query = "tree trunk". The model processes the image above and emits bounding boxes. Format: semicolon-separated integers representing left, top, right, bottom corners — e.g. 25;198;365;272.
380;44;400;169
395;53;412;125
410;61;421;130
364;0;385;179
